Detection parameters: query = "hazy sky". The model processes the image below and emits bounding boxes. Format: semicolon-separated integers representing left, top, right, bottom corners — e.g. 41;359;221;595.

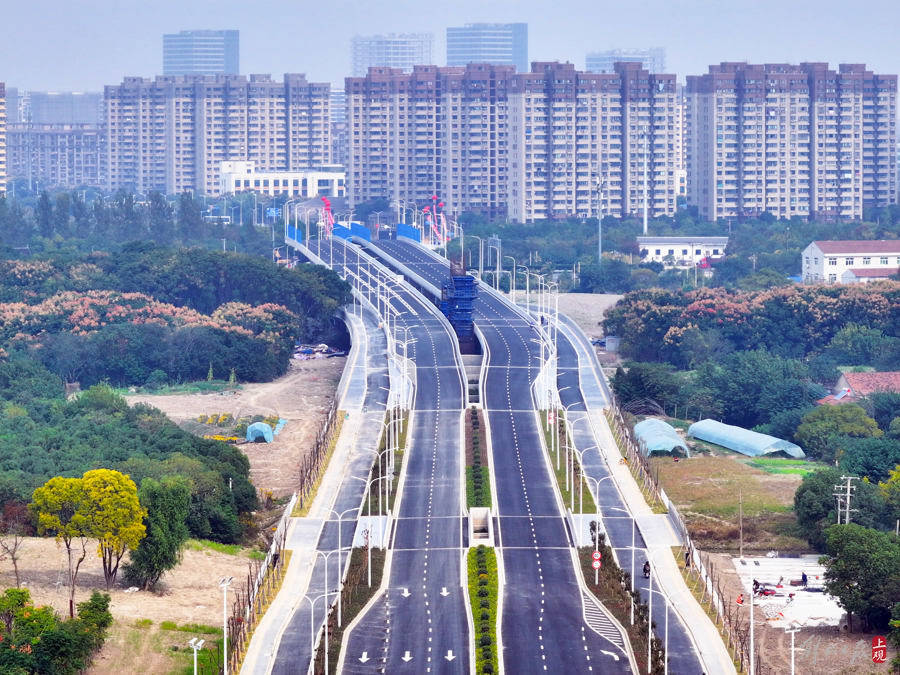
4;0;899;91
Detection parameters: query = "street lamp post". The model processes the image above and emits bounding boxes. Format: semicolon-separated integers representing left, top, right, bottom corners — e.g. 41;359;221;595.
503;255;517;302
187;637;205;675
300;592;333;664
350;474;393;586
326;507;359;627
488;244;501;290
469;235;484;279
219;576;233;675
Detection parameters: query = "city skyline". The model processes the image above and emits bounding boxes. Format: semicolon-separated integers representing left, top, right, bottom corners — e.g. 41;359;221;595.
3;0;900;90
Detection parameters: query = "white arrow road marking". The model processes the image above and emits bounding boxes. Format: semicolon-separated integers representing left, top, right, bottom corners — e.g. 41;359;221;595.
359;652;370;663
445;650;456;661
600;650;620;662
440;587;450;597
401;651;413;662
400;588;411;597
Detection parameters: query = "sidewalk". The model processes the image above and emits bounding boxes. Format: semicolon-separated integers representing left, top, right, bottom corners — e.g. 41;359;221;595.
241;306;389;675
559;315;736;675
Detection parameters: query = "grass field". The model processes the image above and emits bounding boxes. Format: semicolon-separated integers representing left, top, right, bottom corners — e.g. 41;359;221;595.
746;457;816;475
651;453;808;552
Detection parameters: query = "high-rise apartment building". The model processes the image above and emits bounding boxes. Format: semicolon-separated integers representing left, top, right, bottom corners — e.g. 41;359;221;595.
685;62;897;221
346;64;513;219
508;62;679;222
0;83;6;196
446;23;528;72
351;33;433;77
163;30;239;76
104;74;330;195
8;123;104;189
586;48;665;74
330;89;349;169
25;92;103;124
347;62;679;222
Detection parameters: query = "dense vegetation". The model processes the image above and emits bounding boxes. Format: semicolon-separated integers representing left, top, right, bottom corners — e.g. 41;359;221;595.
0;588;112;674
0;357;255;543
0;244;349;387
0;190;279;257
453;205;900;291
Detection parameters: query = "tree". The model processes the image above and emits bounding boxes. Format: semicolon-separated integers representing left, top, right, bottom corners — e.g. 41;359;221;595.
0;502;28;587
794;467;888;550
795;404;883;462
880;466;900;524
820;523;900;631
30;477;90;618
611;362;681;411
838;437;900;483
80;469;146;590
123;476;190;590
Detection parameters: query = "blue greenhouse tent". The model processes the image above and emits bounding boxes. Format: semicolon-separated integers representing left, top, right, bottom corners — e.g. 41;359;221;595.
687;419;805;458
246;422;274;443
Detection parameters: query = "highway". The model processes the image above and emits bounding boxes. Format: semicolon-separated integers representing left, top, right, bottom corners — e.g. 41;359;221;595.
302;237;470;674
367;239;632;674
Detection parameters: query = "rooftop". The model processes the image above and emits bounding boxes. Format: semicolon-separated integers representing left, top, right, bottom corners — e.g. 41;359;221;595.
842;371;900;396
843;267;898;278
813;239;900;254
636;236;728;245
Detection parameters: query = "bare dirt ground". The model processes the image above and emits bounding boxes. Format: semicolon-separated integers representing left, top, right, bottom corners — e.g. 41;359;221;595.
0;537;257;674
652;452;807;552
556;292;623;339
127;356;345;497
709;552;896;674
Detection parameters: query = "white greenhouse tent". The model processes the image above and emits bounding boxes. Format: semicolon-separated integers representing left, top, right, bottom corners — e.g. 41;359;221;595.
634;418;690;457
687;419;805;458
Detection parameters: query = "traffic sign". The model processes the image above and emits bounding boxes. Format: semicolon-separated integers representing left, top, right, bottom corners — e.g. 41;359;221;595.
592;551;602;561
592;560;601;569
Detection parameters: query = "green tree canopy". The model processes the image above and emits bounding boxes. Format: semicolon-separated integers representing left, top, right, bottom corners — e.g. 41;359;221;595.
124;476;191;590
795;404;883;462
821;523;900;631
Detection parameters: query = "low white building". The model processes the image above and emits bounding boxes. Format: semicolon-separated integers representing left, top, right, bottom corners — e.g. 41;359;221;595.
219;161;346;198
637;236;728;268
801;240;900;284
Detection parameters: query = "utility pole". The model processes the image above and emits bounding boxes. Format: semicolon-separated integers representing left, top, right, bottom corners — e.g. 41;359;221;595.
739;489;744;558
833;475;859;524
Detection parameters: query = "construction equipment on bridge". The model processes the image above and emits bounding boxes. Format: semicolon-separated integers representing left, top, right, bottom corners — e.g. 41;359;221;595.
440;262;478;348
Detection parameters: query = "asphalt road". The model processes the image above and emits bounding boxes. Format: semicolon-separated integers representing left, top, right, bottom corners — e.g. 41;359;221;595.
299;237;470;674
368;239;632;674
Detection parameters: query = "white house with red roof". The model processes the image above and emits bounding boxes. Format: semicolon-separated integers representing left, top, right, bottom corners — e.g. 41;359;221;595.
802;240;900;284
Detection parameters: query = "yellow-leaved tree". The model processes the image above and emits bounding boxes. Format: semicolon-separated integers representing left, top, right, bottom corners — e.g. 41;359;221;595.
80;469;147;590
31;476;90;618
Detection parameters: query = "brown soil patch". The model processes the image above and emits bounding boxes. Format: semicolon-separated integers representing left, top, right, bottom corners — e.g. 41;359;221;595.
127;357;345;497
652;453;807;552
0;536;258;674
708;552;897;674
556;292;623;339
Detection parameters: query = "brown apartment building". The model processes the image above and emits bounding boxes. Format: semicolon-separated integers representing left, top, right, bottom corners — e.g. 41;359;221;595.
348;61;680;222
685;62;897;221
104;74;330;195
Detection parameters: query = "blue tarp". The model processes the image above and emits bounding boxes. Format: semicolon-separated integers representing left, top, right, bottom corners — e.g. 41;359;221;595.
398;223;421;242
351;222;372;241
634;418;690;456
246;422;274;443
687;419;805;458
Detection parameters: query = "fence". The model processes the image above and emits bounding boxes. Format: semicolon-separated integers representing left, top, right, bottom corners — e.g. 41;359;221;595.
297;399;341;512
606;403;663;505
